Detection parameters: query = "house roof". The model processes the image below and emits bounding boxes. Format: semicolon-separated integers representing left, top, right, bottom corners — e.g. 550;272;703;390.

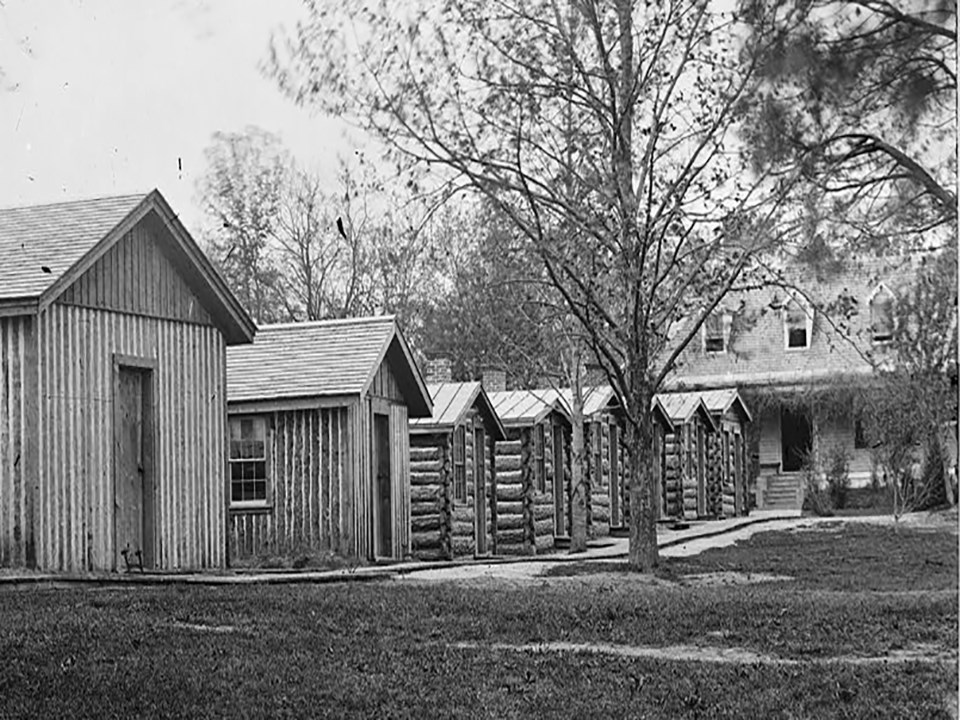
487;388;571;427
227;315;432;417
664;255;917;390
0;190;255;344
410;381;506;440
699;388;752;423
655;392;718;432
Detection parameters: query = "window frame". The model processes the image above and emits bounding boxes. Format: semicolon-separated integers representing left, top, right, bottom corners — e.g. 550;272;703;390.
228;415;271;510
702;312;730;354
784;299;812;351
869;285;896;344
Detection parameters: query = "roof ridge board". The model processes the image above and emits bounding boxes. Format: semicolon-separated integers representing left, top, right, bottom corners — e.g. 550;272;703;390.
257;315;397;331
0;191;150;213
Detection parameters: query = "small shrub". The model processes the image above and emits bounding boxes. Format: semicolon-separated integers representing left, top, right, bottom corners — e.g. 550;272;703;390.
824;443;851;510
801;460;833;517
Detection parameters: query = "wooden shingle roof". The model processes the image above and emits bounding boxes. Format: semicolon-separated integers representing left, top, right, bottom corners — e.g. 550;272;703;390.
0;193;145;301
486;388;570;427
410;382;506;440
227;316;432;417
0;190;255;343
699;388;752;423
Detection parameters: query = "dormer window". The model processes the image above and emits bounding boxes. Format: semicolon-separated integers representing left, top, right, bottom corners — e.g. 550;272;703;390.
784;298;812;350
702;311;732;354
869;285;895;343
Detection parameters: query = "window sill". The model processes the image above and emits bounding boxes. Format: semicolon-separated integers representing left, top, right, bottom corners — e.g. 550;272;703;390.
229;504;273;514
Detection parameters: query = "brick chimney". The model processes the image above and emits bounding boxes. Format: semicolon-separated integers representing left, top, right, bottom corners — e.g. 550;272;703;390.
584;363;607;388
481;366;506;392
425;357;452;384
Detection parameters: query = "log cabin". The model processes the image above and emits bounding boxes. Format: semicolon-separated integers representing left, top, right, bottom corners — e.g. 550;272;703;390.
408;381;506;559
486;388;571;554
225;316;431;564
655;393;718;520
0;190;256;572
700;388;752;517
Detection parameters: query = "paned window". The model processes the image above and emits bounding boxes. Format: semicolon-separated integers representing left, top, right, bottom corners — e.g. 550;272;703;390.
870;288;895;343
229;416;269;506
594;423;604;488
785;303;811;349
703;313;726;353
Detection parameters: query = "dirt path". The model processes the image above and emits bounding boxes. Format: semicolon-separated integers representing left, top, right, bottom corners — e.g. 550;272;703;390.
451;640;958;666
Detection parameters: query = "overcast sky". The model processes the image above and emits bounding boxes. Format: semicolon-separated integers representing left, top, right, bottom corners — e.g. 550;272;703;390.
0;0;352;235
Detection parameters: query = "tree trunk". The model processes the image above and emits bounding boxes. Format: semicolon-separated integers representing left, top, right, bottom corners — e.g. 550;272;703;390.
569;393;587;553
626;384;658;571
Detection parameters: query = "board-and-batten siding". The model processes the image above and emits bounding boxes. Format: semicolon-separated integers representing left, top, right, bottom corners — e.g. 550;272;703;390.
0;316;33;567
59;222;214;327
229;406;352;561
35;303;226;571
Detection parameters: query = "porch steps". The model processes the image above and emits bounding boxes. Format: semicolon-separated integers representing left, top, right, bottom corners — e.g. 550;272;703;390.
764;475;802;510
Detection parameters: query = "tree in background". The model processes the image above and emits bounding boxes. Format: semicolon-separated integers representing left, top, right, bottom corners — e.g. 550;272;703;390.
740;0;957;253
268;0;797;570
197;127;288;323
197;128;454;341
858;248;958;514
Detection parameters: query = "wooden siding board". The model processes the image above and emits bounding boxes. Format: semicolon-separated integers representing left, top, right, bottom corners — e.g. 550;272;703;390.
59;225;213;327
21;304;227;572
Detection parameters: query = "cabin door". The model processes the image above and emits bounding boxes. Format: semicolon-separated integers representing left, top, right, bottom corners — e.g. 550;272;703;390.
373;413;393;558
473;426;488;555
114;366;154;571
696;423;707;516
552;423;568;537
609;424;621;527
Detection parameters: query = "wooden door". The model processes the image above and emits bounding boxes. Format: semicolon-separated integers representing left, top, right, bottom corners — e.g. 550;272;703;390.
697;423;707;516
473;425;487;555
609;424;621;527
373;413;393;558
115;367;154;571
552;423;567;537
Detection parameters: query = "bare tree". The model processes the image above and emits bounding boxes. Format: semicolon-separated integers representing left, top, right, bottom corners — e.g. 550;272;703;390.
197;127;288;323
267;0;794;570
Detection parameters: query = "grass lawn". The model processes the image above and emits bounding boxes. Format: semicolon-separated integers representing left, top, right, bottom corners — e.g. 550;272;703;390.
0;521;956;719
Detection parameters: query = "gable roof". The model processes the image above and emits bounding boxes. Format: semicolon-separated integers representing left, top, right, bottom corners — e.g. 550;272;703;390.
664;255;917;390
559;385;619;417
0;189;255;344
227;315;432;417
699;388;752;423
487;388;571;428
410;381;506;440
655;392;718;432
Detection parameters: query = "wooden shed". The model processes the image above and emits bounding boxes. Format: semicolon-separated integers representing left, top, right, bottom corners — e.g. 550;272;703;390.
408;382;506;560
699;389;752;517
0;191;256;572
486;389;571;554
656;393;718;520
225;316;431;563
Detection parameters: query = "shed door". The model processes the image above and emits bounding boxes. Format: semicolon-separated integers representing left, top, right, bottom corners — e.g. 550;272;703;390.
373;413;393;558
474;426;487;555
609;424;621;527
115;367;154;571
552;422;567;537
696;423;707;516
